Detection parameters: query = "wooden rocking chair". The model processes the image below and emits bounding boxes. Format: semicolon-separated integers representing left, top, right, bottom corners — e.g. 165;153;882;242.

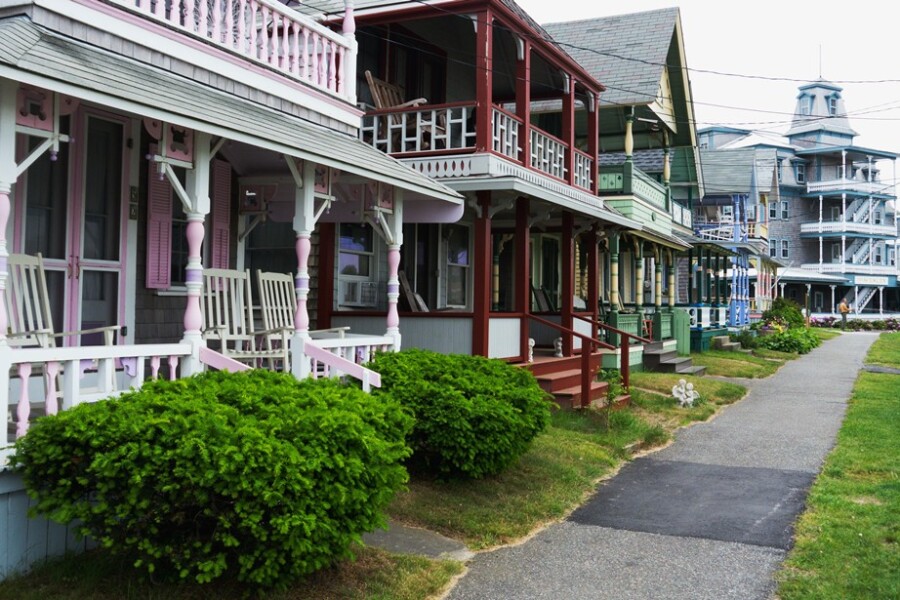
256;270;349;341
202;268;291;371
364;70;446;151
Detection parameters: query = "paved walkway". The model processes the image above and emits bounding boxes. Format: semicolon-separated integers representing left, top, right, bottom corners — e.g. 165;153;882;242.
440;332;879;599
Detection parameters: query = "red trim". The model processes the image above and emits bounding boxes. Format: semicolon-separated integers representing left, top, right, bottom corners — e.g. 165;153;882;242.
472;191;492;356
587;93;599;195
515;197;530;358
515;42;531;167
474;9;493;153
587;227;599;341
561;212;574;355
316;223;335;330
562;77;575;186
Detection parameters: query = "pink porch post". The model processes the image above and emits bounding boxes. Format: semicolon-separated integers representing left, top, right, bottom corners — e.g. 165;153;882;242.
179;131;212;375
385;187;404;350
290;159;316;380
0;79;16;349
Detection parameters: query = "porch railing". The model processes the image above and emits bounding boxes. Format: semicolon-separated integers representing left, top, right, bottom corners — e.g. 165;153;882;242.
530;127;567;180
491;106;522;161
747;221;768;240
572;314;651;391
573;149;594;191
304;334;392;392
361;103;476;155
108;0;357;102
1;342;193;464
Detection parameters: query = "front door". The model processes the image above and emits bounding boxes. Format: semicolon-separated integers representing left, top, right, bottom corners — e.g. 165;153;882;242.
19;111;129;345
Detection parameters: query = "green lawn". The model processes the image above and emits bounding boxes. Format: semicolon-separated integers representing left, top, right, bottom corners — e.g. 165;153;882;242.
864;331;900;367
776;338;900;599
0;546;463;600
689;349;784;378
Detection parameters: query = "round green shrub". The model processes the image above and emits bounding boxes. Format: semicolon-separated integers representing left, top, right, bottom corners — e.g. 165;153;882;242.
369;349;552;480
757;326;821;354
12;370;412;588
762;297;805;329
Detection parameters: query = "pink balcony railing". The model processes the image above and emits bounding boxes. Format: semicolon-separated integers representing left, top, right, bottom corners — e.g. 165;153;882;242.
109;0;357;102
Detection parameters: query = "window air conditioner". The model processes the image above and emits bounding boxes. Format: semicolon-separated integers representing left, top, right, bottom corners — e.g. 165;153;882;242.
340;280;378;307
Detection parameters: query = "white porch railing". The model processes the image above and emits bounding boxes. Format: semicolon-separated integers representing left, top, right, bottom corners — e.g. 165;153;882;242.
801;263;898;275
491;107;522;161
529;127;567;180
799;221;896;236
1;343;193;465
304;334;392;392
108;0;357;103
361;103;475;154
747;221;768;240
672;202;692;228
807;178;890;196
573;150;594;191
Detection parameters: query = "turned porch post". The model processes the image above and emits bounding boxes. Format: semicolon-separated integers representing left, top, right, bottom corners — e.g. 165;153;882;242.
179;132;212;376
609;232;620;313
654;246;663;310
472;191;492;356
385;188;404;350
516;197;531;359
634;238;644;318
515;39;531;168
587;226;599;342
291;160;316;379
0;79;16;349
667;250;676;309
561;212;574;355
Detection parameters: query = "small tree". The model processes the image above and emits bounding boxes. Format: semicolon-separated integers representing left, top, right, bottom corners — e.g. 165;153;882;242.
599;369;626;428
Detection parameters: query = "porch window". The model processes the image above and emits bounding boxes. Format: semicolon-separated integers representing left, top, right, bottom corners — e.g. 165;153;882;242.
445;224;470;308
338;223;378;308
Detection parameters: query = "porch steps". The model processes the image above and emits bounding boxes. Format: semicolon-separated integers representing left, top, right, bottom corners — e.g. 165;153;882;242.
642;342;707;377
711;335;752;353
521;353;628;409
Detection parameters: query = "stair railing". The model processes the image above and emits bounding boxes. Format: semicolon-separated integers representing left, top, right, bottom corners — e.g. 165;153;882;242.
573;314;652;390
525;314;614;408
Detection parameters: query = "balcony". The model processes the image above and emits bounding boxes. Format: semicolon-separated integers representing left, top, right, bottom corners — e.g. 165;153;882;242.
599;164;667;209
800;221;897;237
747;222;768;241
801;263;899;276
38;0;359;119
361;105;595;193
806;178;894;197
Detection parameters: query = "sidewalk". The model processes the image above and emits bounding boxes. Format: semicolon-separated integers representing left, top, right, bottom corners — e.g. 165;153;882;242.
430;332;879;599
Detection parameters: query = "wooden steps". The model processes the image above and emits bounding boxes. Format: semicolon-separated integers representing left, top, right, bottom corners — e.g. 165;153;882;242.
642;342;707;377
711;335;752;353
520;352;629;409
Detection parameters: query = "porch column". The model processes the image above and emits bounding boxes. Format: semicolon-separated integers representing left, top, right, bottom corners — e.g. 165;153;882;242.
561;212;574;354
841;235;846;273
180;132;212;376
623;109;634;190
587;225;599;341
729;255;738;327
667;250;676;309
633;239;644;315
588;93;599;195
516;197;531;358
562;76;576;187
654;247;663;310
515;39;531;167
779;282;786;298
609;232;620;314
0;79;15;348
687;249;694;304
474;10;494;153
291;160;317;379
385;188;404;349
878;286;884;315
853;285;859;314
472;191;492;356
830;285;836;314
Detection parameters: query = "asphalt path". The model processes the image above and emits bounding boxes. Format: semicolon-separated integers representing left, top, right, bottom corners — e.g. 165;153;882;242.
447;332;879;600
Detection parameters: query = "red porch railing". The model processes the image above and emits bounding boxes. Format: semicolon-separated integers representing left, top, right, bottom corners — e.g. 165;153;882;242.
572;314;652;391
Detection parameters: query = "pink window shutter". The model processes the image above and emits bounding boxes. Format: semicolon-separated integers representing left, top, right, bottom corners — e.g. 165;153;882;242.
146;162;172;290
211;159;232;269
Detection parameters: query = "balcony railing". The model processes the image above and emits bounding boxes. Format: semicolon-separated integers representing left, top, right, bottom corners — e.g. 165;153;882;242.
800;221;897;236
529;127;567;181
573;150;594;192
110;0;357;102
747;222;768;240
492;106;521;161
599;165;667;209
671;201;692;228
361;103;475;155
801;263;899;275
806;178;893;196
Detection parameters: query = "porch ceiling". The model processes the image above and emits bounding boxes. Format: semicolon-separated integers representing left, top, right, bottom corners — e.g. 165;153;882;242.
0;16;462;207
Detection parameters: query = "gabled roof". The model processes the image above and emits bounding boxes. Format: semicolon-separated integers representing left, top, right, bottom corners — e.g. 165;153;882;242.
700;148;757;195
543;8;680;107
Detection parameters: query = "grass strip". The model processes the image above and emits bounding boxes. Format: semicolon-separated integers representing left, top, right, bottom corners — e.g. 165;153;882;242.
689;350;783;378
776;335;900;599
863;331;900;367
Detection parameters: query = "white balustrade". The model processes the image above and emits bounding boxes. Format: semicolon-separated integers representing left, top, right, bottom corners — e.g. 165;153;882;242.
491;108;521;161
806;178;890;195
573;150;594;191
529;127;566;180
110;0;355;102
799;221;896;236
361;104;474;154
304;334;390;392
1;343;193;463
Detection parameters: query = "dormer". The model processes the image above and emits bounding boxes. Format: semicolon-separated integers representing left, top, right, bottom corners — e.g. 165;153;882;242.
786;79;857;143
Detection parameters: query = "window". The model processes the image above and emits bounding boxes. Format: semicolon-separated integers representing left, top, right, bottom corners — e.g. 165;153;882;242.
170;185;189;286
781;200;789;220
795;163;806;184
889;248;896;266
799;95;813;115
445;224;470;307
769;238;778;258
828;95;838;116
338;223;378;308
781;239;789;259
769;201;778;220
874;244;883;265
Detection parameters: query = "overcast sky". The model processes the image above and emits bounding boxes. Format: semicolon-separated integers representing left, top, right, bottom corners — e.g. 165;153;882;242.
516;0;900;190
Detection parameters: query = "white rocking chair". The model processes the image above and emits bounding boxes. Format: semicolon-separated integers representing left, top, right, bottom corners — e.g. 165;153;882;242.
202;268;291;371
